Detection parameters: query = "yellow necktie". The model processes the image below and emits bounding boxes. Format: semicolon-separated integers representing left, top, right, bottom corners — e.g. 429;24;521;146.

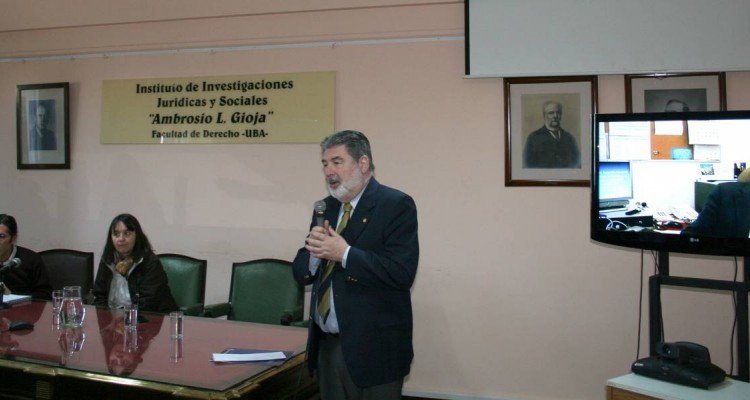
316;202;352;322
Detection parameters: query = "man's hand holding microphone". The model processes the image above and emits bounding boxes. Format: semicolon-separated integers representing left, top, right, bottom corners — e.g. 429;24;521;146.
305;200;348;263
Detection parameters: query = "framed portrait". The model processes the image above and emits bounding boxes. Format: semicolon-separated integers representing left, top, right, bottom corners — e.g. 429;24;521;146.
625;72;726;113
504;76;597;187
16;82;70;169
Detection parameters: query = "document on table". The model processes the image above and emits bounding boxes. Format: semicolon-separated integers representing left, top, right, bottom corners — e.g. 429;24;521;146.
2;294;31;305
211;348;291;364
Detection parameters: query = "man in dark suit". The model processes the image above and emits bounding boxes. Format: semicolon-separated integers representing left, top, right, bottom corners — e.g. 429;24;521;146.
522;101;580;168
29;102;57;151
293;130;419;399
683;180;750;238
0;214;52;300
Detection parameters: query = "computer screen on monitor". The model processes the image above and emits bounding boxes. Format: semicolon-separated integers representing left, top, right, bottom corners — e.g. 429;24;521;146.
598;161;633;204
590;110;750;257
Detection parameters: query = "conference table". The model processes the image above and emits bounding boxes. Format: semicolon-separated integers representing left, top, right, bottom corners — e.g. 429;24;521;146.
0;300;317;399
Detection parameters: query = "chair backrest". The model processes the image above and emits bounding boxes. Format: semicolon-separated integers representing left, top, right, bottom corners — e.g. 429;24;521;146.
39;249;95;300
227;258;303;325
158;253;207;316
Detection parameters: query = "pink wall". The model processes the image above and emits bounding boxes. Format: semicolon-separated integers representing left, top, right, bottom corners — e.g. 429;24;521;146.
1;2;748;399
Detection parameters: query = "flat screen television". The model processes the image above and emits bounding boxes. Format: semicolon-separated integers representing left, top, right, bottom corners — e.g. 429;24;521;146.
591;110;750;257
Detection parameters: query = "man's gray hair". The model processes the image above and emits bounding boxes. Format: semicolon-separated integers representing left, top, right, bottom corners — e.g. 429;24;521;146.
320;130;375;173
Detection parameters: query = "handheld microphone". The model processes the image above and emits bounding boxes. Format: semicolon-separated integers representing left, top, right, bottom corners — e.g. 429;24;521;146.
314;200;327;227
0;258;20;308
0;258;21;274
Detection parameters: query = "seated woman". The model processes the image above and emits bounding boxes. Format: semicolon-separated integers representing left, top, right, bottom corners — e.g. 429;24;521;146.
92;213;177;313
0;214;52;300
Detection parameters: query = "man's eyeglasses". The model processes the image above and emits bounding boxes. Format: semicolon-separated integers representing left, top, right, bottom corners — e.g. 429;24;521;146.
0;233;10;241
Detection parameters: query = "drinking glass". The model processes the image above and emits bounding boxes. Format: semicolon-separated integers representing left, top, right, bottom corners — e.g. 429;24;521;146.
51;289;63;325
124;303;138;330
169;311;184;339
60;286;85;327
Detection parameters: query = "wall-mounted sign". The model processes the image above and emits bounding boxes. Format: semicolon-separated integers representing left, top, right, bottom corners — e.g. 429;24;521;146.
101;71;334;144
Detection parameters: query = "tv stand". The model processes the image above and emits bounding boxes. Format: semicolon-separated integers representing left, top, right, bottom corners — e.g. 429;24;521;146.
649;251;749;382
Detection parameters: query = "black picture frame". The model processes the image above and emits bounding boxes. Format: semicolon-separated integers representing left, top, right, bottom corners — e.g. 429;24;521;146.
16;82;70;169
504;75;597;187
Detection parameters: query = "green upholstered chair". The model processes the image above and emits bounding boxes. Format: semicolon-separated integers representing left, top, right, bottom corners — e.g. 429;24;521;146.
39;249;95;303
158;253;207;317
203;258;304;325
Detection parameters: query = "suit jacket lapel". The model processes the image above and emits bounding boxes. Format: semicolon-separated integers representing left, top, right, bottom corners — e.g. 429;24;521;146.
325;198;341;229
343;179;379;243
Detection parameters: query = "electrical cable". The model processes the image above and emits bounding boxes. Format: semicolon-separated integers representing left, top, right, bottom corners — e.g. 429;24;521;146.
635;248;645;361
729;256;739;377
650;251;664;342
605;219;629;231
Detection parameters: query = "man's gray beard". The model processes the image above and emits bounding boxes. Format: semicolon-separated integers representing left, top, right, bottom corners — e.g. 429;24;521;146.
327;170;365;201
328;184;348;200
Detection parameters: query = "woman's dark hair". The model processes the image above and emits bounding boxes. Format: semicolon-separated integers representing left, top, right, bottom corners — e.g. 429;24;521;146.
101;213;153;262
0;214;18;237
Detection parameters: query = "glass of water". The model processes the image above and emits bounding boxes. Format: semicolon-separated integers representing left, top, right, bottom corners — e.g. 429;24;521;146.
170;311;184;339
124;302;138;330
51;290;63;325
